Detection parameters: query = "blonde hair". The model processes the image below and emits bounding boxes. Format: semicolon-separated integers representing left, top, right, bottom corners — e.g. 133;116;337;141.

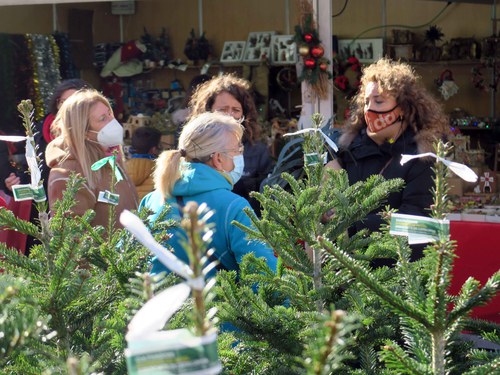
53;89;122;189
154;112;244;199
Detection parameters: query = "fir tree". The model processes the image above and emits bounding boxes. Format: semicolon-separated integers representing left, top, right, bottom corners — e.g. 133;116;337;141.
213;115;499;374
0;100;172;373
0;105;498;374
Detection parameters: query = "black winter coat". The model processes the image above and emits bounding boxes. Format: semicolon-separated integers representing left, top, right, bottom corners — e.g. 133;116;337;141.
338;127;434;234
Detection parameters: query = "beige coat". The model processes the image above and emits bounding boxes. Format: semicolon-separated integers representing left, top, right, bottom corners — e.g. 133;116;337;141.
46;137;138;229
125;157;155;201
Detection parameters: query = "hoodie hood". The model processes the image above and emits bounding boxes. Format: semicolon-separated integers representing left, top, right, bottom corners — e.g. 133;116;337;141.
172;162;232;197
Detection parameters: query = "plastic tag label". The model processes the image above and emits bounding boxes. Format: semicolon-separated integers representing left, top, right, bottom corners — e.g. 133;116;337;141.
12;184;46;202
390;213;450;244
98;190;120;205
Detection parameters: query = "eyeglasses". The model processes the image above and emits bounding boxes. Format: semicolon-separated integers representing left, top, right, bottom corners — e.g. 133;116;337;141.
221;143;244;155
213;107;244;119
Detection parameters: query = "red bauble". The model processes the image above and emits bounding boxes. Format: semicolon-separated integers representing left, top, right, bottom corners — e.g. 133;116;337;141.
319;62;328;71
304;58;316;69
304;33;313;43
311;46;324;58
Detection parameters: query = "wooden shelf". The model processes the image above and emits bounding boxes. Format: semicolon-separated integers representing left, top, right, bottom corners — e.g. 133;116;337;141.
411;59;481;66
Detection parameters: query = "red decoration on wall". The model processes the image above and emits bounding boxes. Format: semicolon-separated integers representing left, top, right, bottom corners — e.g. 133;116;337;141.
311;46;324;58
304;58;316;69
304;33;313;43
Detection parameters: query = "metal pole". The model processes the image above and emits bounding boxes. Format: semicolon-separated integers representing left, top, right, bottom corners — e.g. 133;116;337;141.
120;14;124;43
491;0;497;119
52;4;57;32
285;0;290;35
198;0;203;36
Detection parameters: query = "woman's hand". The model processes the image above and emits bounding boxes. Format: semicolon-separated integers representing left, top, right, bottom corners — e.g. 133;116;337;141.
5;173;20;192
325;159;342;170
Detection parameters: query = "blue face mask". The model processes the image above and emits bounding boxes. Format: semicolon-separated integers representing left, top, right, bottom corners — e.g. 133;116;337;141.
227;154;245;185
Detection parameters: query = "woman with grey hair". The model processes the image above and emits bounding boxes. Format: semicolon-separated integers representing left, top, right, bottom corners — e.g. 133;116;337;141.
140;111;277;276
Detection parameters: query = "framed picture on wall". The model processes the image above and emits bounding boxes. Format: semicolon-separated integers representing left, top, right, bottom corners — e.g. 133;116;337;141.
270;35;297;65
337;38;384;63
220;41;246;63
243;31;276;63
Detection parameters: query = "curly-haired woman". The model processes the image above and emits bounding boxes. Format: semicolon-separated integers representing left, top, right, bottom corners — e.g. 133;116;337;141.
328;58;450;254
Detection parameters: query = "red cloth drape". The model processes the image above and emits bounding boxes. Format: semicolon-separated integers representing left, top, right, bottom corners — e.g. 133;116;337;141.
0;195;31;254
449;221;500;323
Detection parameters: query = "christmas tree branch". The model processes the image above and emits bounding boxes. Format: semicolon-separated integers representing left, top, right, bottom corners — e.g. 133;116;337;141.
318;236;431;328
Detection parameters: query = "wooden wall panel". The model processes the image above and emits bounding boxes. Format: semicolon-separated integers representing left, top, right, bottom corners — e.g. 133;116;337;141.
0;0;497;116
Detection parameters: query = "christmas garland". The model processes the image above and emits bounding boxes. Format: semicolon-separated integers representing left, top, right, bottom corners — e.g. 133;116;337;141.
27;34;61;121
53;31;79;79
294;0;332;99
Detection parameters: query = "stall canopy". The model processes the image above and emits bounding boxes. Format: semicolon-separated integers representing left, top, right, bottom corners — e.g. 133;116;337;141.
0;0;118;5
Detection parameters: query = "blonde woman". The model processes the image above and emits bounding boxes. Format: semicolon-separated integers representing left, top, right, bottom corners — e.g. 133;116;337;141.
46;89;138;228
140;112;277;276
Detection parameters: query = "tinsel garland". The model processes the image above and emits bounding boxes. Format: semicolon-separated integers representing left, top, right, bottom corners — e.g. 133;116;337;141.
49;35;60;74
26;34;61;121
53;31;79;79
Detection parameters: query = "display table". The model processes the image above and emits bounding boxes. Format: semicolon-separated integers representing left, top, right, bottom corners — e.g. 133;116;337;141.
449;221;500;323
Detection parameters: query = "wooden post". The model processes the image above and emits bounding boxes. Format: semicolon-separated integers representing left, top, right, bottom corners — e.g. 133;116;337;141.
298;0;333;129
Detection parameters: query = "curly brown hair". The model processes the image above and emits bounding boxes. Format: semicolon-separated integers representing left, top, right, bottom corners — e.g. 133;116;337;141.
188;73;261;144
341;58;450;152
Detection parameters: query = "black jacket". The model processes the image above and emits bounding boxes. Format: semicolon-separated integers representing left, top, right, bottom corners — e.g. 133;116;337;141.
338;127;435;233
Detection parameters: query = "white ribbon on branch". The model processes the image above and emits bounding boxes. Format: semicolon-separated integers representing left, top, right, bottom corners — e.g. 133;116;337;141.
285;127;339;152
0;135;41;188
401;152;478;183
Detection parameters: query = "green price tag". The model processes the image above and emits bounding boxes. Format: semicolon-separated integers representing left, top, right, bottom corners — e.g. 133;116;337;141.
98;190;120;205
390;213;450;244
126;329;221;375
304;152;322;166
12;184;47;202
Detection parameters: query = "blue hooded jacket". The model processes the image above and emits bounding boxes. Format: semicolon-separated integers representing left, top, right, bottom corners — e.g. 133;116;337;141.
139;162;277;276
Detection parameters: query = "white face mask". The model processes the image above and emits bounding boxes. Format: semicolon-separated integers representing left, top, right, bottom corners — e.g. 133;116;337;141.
226;154;245;185
90;118;123;147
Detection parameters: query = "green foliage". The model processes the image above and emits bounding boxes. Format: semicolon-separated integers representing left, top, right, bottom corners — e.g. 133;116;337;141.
0;108;498;374
216;129;500;374
0;174;170;373
0;275;51;369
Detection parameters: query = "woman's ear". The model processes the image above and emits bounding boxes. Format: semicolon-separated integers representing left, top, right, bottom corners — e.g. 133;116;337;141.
208;152;224;171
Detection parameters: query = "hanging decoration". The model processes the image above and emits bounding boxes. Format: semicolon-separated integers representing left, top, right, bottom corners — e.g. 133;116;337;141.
471;62;500;93
434;69;459;100
294;0;332;99
184;28;212;64
331;55;362;97
27;34;61;121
